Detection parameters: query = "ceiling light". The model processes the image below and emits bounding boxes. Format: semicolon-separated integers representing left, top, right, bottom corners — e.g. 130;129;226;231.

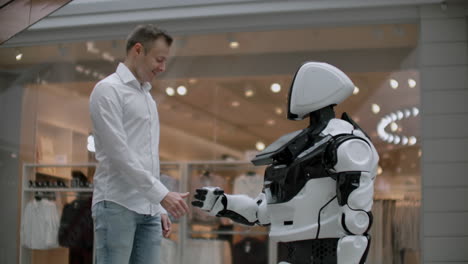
390;122;398;132
84;69;91;75
87;135;95;152
401;136;408;145
255;141;265;151
266;119;276;126
92;71;99;78
102;52;115;62
408;78;417;88
231;101;240;107
245;89;254;97
412;107;419;116
270;83;281;93
396;111;404;120
188;78;197;85
166;87;175;96
75;65;84;73
275;107;283;115
353;86;360;95
371;104;381;114
15;49;23;61
377;166;383;175
390;79;399;89
377;106;419;146
86;41;100;54
404;109;411;118
229;41;239;49
177;86;187;96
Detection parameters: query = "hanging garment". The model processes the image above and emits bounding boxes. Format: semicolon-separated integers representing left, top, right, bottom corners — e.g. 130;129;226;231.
58;197;93;249
233;237;267;264
21;199;60;249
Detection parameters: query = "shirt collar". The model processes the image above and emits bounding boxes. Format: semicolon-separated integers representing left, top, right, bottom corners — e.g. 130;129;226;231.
116;63;152;92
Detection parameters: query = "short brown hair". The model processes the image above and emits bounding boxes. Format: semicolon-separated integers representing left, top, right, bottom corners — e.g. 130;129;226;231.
126;24;173;54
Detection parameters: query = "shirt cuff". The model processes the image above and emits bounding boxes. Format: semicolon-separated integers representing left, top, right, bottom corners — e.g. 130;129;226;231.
146;180;170;205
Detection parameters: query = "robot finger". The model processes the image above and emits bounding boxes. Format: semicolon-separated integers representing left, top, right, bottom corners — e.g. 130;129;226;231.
191;201;204;208
195;189;208;195
213;189;224;195
194;194;206;201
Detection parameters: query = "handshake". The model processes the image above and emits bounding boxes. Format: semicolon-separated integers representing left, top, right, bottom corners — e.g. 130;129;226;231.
160;187;226;218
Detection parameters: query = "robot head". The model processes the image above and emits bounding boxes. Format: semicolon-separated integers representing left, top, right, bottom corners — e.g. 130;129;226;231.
287;62;354;120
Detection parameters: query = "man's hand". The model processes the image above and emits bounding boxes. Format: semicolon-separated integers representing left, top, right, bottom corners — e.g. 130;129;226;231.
161;213;172;238
161;192;190;219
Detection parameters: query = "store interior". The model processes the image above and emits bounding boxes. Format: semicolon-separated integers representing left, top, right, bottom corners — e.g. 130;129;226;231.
0;23;421;264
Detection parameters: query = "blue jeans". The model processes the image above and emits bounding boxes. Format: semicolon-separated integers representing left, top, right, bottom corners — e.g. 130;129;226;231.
92;201;162;264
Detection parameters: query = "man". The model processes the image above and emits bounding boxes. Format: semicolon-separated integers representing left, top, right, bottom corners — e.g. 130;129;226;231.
89;24;190;264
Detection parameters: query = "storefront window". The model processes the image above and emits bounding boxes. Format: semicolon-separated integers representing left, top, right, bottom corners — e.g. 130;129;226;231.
0;23;421;264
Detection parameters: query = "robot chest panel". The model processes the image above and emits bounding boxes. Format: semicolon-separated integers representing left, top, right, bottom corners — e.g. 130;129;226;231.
264;138;332;204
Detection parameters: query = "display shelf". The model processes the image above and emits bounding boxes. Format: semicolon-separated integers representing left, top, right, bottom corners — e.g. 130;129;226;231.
20;161;271;264
24;188;93;192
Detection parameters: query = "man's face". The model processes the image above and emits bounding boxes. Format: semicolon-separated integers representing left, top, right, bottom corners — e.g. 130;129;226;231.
134;38;170;83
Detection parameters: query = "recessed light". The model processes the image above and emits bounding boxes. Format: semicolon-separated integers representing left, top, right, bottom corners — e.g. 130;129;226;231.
266;119;276;126
275;107;283;115
231;101;240;107
166;87;175;96
177;86;187;96
353;86;359;95
408;78;417;88
372;104;381;114
245;89;254;97
255;141;265;151
15;50;23;61
229;41;239;49
390;79;399;89
390;122;398;132
270;83;281;93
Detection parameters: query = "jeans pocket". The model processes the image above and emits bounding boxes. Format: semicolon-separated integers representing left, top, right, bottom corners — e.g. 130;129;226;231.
104;201;128;215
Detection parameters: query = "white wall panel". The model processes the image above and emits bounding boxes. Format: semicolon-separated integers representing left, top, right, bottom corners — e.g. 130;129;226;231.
421;4;467;19
420;66;468;91
423;139;468;162
420;42;468;66
424;237;468;261
423;91;468;114
423;187;468;212
424;162;468;187
424;212;468;236
421;18;468;42
422;114;468;139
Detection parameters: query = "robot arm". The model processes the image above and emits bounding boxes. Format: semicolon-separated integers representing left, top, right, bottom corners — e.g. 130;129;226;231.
330;135;378;263
192;187;270;226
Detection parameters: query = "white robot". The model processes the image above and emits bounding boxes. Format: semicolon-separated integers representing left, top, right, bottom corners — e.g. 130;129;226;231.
192;62;379;264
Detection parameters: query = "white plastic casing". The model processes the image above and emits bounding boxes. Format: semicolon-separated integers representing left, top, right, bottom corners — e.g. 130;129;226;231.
289;62;354;120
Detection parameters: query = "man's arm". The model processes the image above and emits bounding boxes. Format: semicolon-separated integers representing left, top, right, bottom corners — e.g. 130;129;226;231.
90;82;169;204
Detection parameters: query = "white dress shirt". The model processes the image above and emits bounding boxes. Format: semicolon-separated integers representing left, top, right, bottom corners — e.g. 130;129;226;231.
90;63;169;215
21;199;60;249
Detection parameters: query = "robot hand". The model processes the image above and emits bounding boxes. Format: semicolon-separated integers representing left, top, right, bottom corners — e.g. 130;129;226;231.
191;187;226;216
